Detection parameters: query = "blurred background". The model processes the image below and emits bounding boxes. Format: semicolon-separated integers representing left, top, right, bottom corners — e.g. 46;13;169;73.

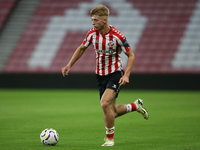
0;0;200;90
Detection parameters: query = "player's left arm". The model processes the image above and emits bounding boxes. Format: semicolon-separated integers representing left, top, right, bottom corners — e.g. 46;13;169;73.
119;49;135;86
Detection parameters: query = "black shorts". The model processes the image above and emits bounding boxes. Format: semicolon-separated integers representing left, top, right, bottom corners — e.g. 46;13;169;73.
96;71;124;100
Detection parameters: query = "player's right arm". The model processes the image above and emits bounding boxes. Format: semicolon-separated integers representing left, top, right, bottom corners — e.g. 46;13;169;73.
61;44;87;77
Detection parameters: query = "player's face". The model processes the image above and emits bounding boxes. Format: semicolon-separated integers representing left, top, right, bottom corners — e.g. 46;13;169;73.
91;15;105;31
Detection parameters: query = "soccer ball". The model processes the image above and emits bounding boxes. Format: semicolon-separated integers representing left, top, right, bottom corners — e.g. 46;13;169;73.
40;128;59;146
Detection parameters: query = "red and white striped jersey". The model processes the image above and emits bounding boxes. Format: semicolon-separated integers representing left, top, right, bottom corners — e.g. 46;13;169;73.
82;26;131;76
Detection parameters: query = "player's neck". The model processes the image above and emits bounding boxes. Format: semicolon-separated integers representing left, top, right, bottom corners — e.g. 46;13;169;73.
99;24;111;35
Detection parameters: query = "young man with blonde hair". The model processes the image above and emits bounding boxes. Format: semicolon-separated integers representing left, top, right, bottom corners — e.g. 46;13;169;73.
62;5;149;146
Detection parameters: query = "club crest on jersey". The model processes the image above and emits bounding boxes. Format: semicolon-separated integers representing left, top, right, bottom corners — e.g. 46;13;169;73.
108;41;115;48
95;40;99;44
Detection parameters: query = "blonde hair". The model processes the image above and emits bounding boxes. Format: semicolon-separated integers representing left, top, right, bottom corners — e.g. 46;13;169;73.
90;5;109;17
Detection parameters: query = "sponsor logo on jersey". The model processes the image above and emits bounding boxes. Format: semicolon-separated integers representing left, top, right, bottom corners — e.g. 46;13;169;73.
95;49;116;55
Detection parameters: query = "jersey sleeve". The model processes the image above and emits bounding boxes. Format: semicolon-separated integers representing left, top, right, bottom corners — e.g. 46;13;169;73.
114;29;131;53
82;30;93;47
120;37;131;53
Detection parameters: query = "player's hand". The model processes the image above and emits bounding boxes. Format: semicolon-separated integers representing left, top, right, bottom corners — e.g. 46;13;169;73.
61;65;70;77
119;75;129;86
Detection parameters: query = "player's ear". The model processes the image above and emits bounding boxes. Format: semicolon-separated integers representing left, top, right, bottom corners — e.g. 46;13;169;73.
103;17;107;23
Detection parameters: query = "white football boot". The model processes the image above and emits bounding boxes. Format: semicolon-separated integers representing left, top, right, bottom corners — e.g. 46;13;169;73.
134;99;149;119
101;138;114;146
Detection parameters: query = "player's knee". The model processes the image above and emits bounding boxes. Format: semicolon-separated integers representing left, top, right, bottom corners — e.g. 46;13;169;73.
100;98;110;112
100;99;108;108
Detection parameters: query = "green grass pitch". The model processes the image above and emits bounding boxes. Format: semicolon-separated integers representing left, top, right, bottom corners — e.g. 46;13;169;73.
0;89;200;150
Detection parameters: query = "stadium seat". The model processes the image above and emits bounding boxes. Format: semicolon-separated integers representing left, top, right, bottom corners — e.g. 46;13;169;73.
0;0;17;30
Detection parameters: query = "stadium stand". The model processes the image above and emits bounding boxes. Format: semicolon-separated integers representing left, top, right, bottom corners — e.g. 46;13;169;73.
0;0;17;30
2;0;200;74
0;0;41;71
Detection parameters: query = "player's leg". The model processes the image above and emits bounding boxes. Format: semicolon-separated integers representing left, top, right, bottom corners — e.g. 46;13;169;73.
101;90;149;146
111;98;137;118
101;89;139;146
100;88;116;128
111;96;149;119
100;89;139;146
110;98;127;117
100;88;116;146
